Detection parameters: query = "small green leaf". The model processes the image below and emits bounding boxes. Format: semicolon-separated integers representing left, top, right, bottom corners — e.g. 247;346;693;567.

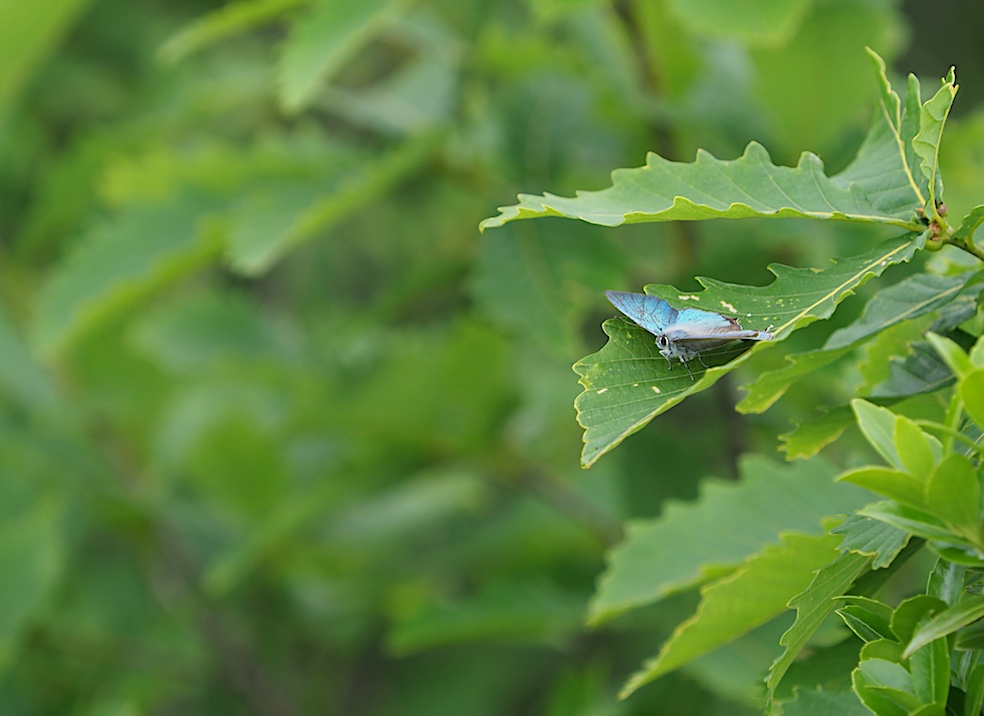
852;658;921;715
913;65;958;211
860;49;923;211
860;501;961;544
837;597;895;642
926;332;973;378
838;466;926;510
903;596;984;659
954;205;984;243
895;416;939;479
831;514;910;569
925;454;980;536
927;557;965;606
891;595;949;644
868;340;956;399
969;334;984;367
851;399;905;470
959;369;984;432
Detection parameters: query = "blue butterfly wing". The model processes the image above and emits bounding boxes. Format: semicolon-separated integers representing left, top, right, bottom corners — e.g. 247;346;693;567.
605;291;676;336
668;307;771;344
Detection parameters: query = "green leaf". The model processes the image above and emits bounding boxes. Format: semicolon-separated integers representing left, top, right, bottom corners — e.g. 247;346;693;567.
618;531;841;698
831;515;911;569
30;196;222;357
895;415;938;479
837;466;926;511
852;658;921;715
959;369;984;432
779;406;855;460
925;454;980;536
954;205;984;243
961;663;984;716
835;50;922;218
589;455;867;624
768;551;871;699
577;235;923;466
868;339;958;399
926;332;973;378
837;597;895;642
742;271;975;413
860;502;962;544
851;399;906;470
481;140;924;230
903;596;984;659
482;49;926;232
158;0;305;63
277;0;396;114
908;625;950;707
913;65;958;211
969;334;984;368
927;558;965;605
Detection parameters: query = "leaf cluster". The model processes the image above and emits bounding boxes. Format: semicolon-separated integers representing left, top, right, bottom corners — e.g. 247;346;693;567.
485;47;984;714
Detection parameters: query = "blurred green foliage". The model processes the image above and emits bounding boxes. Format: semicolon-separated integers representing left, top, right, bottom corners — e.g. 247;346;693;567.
2;0;984;714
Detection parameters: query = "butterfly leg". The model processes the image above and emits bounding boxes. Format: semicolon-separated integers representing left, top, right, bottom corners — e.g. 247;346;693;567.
681;358;694;381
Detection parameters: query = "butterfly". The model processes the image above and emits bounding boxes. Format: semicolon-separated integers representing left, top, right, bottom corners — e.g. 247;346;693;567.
605;290;773;378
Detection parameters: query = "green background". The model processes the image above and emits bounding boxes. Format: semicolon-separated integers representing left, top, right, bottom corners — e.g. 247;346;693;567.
1;0;983;713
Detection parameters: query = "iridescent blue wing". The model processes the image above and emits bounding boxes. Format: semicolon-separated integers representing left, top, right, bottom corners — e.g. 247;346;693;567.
665;308;772;350
668;307;772;343
605;291;677;336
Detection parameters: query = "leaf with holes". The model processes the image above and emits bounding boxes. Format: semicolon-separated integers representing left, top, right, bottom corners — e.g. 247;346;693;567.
575;234;923;467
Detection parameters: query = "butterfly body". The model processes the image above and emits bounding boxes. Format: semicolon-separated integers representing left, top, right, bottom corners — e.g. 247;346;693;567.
605;290;772;373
